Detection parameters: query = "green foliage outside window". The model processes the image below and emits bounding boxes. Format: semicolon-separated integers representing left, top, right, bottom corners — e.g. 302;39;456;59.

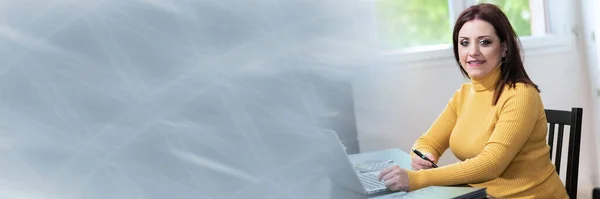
477;0;532;36
375;0;451;49
375;0;533;50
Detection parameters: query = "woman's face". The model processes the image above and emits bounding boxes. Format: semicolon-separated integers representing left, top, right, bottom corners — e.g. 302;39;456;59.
457;19;506;79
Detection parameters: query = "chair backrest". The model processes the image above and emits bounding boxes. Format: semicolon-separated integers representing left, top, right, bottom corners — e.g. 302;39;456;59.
544;107;583;199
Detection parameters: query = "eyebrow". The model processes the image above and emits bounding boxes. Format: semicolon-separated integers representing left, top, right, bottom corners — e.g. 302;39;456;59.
459;35;492;39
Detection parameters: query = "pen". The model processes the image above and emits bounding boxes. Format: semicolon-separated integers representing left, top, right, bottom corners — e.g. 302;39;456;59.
412;149;438;168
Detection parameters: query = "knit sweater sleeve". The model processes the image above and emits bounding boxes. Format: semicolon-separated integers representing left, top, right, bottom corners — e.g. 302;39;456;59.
406;86;541;191
411;87;462;161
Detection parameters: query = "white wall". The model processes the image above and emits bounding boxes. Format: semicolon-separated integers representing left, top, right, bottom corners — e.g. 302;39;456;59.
581;0;600;184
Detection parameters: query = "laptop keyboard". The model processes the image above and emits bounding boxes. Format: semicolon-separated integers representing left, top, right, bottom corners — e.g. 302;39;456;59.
355;160;394;173
358;172;386;190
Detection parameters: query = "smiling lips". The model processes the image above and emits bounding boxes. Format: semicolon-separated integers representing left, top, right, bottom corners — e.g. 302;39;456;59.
467;60;486;67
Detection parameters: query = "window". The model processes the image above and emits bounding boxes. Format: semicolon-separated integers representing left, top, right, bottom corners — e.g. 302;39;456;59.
375;0;451;50
476;0;547;37
375;0;549;51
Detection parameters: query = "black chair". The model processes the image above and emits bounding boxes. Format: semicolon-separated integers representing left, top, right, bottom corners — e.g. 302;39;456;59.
545;107;583;199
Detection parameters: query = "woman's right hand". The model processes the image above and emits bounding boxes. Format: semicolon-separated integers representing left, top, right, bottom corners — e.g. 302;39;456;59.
411;152;436;171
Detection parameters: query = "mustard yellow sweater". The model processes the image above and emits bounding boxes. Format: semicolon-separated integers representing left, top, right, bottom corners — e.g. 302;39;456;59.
406;66;568;198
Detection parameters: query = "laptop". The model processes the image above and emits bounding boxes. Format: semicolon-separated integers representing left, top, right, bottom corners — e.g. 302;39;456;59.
320;130;488;198
321;130;395;195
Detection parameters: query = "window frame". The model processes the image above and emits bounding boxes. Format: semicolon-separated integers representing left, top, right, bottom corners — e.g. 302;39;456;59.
376;0;573;64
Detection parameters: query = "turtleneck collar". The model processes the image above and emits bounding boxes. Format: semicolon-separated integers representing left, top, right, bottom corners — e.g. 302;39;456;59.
470;63;502;92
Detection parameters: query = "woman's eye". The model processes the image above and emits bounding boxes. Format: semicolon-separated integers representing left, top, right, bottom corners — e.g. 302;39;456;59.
479;39;492;45
460;41;469;46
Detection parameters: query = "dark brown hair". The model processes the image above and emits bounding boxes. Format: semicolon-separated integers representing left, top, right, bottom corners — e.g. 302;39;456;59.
452;3;539;105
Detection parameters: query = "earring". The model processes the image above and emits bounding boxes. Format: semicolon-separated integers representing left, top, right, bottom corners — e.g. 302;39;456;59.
501;56;507;63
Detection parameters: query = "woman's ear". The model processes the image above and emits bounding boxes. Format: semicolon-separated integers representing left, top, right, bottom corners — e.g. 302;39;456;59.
502;42;508;57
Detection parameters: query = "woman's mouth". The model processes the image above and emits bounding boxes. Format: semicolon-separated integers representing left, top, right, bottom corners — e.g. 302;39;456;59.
467;60;486;67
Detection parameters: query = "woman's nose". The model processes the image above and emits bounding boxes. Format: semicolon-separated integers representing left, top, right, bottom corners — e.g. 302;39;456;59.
468;45;481;56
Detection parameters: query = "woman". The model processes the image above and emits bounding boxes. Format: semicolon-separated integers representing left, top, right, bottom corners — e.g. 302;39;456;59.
378;3;569;198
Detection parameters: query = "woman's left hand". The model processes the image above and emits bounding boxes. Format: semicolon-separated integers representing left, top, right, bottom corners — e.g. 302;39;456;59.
378;165;410;192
